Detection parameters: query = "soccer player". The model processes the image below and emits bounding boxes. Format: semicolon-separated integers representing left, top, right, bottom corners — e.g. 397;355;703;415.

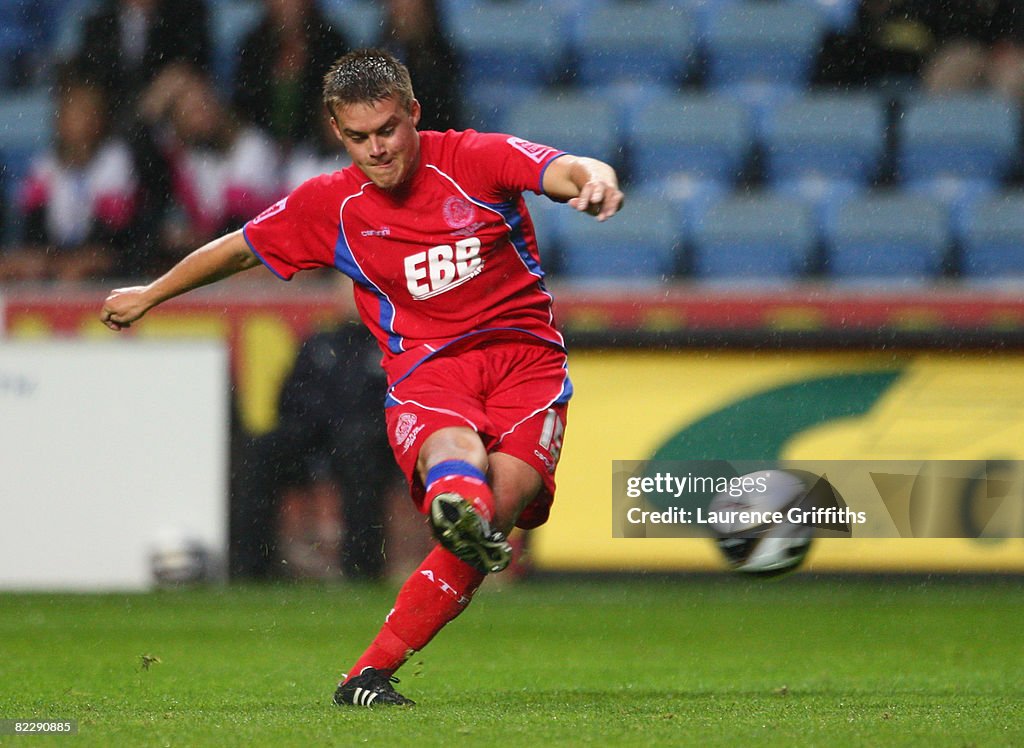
100;49;624;706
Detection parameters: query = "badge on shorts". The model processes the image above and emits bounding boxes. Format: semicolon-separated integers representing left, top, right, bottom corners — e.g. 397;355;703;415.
395;412;418;444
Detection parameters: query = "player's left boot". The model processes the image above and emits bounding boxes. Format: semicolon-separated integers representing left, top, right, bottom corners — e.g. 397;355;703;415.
333;667;415;707
429;492;512;573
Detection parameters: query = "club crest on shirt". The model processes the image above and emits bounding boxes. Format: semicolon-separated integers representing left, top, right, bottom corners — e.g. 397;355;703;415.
443;196;476;229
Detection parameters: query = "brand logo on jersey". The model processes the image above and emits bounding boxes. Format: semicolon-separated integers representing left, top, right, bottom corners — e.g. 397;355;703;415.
442;196;477;229
251;197;287;224
452;221;488;238
361;226;391;237
507;136;559;164
404;237;483;300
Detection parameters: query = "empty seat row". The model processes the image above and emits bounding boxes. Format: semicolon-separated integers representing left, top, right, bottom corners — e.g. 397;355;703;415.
0;0;867;95
210;0;848;95
526;189;1024;282
486;89;1022;204
442;0;852;90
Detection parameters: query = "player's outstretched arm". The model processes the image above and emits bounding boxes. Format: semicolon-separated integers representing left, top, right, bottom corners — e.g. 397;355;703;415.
541;155;624;222
100;229;260;331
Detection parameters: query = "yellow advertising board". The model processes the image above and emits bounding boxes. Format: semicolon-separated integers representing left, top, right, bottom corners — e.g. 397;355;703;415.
532;350;1024;572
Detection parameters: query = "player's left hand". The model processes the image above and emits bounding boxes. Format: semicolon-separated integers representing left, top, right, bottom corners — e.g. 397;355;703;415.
568;179;624;222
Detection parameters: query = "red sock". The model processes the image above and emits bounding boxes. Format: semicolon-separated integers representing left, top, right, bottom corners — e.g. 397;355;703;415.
424;459;495;522
343;546;486;681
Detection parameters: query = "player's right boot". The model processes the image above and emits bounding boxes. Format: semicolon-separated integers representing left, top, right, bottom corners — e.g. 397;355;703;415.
429;492;512;573
333;668;415;707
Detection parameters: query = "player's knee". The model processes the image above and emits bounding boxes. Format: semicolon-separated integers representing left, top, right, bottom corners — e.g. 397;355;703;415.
416;426;488;479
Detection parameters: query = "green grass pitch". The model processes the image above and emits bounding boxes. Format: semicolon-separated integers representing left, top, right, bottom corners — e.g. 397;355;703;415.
1;576;1021;747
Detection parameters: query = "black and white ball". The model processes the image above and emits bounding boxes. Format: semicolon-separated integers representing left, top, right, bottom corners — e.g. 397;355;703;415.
708;469;815;577
150;528;211;586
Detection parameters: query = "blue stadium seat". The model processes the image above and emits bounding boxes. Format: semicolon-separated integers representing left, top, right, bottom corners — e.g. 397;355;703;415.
502;91;621;168
629;92;752;186
0;87;53;245
51;0;101;60
775;177;862;242
898;94;1021;184
793;0;859;31
690;193;816;280
599;81;679;142
210;0;264;89
657;178;730;230
447;1;565;89
705;3;827;92
572;3;695;86
761;93;886;186
464;82;538;132
318;0;384;47
897;94;1018;239
762;93;885;231
0;87;53;175
437;0;475;27
522;191;561;258
958;192;1024;278
20;0;71;48
0;12;31;89
557;195;682;280
824;192;950;280
904;176;996;243
678;0;733;37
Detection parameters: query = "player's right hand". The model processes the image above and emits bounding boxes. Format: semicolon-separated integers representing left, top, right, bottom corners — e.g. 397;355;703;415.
100;286;151;331
568;178;624;222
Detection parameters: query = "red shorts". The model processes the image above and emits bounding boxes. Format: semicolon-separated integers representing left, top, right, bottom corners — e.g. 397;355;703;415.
384;334;570;530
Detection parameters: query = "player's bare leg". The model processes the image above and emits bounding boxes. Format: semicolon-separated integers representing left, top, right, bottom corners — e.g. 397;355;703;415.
416;426;488;473
334;428;541;706
487;451;543;534
419;427;513;573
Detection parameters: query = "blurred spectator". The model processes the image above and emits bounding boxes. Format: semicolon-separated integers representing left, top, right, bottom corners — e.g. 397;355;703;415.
920;0;1024;102
0;74;137;282
137;64;281;262
234;0;350;149
377;0;464;132
814;0;1024;102
230;317;403;581
73;0;211;116
281;109;353;193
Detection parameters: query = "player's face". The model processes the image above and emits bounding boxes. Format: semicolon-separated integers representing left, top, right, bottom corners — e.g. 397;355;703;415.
331;95;422;191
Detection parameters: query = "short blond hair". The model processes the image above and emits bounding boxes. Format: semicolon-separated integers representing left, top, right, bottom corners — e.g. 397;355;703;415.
322;49;414;117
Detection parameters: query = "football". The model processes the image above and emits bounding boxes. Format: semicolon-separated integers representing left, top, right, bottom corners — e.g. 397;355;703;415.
149;528;212;586
707;469;819;577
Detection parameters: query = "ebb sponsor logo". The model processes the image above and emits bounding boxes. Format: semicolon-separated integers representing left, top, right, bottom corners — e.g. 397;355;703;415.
404;237;483;300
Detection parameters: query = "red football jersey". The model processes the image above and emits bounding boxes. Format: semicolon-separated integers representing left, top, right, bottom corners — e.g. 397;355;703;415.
243;129;567;383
